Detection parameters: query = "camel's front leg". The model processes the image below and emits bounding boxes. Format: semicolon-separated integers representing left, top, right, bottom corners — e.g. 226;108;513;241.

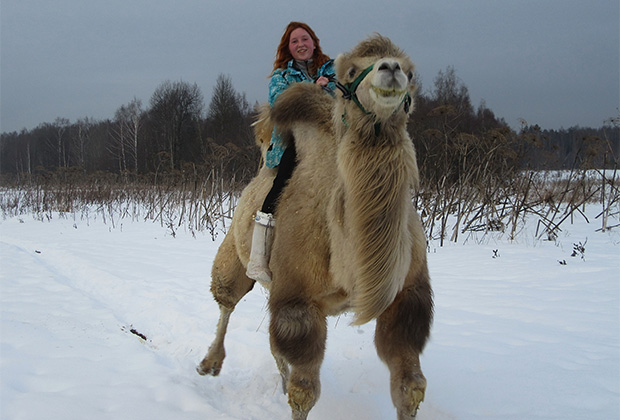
287;364;322;420
375;281;433;419
197;305;231;376
387;355;427;420
269;298;327;420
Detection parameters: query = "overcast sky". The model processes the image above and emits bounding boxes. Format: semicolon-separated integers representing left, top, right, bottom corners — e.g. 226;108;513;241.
1;0;618;133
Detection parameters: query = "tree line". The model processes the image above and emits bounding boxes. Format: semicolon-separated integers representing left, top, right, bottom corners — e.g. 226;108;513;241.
407;67;618;187
0;74;259;186
1;67;618;187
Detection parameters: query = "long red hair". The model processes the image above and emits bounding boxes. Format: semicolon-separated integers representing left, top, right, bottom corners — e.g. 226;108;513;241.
272;22;331;76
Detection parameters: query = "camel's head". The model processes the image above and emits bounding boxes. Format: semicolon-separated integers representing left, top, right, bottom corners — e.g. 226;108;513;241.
335;34;416;123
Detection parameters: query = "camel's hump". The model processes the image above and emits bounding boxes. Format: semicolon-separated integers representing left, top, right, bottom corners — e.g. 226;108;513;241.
270;83;334;131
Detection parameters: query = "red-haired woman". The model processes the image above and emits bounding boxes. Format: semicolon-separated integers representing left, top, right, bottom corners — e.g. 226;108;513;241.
246;22;336;284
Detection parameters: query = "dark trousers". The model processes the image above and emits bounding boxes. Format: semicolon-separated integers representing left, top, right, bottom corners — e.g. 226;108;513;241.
261;141;297;214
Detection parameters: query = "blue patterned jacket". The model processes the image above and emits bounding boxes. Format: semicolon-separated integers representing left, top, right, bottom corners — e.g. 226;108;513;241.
265;59;336;168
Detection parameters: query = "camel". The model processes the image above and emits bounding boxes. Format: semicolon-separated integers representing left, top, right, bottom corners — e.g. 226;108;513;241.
197;34;433;420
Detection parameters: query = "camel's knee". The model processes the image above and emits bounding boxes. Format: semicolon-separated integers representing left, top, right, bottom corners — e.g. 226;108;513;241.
210;255;254;309
375;281;433;360
269;298;326;366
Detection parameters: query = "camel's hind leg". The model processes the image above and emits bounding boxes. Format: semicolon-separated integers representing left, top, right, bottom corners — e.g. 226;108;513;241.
197;305;232;376
197;234;254;376
269;297;327;420
375;279;433;419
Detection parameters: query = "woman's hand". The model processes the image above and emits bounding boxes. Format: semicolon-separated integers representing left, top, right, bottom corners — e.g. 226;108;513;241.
315;76;329;87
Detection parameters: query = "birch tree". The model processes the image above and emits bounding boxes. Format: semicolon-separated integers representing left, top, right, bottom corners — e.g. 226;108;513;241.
111;98;143;173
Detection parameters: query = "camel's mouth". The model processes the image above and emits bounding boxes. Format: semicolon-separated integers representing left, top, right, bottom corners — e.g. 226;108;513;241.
371;85;407;98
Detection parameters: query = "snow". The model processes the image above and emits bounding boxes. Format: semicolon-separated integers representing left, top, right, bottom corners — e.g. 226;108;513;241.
1;206;619;420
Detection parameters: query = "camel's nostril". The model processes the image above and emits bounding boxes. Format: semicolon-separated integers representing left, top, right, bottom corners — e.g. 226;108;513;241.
378;61;401;73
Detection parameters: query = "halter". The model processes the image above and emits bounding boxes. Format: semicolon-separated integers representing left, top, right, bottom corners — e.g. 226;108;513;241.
335;64;375;115
333;64;412;136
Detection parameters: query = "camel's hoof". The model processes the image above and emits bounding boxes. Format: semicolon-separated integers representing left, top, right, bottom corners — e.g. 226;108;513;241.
397;408;419;420
397;385;425;419
196;358;223;376
291;408;309;420
394;371;425;419
288;380;316;420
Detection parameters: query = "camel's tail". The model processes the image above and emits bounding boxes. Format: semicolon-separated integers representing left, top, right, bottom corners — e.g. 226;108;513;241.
252;104;273;158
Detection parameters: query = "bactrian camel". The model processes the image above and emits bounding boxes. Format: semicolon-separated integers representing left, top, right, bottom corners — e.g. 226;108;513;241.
197;34;433;420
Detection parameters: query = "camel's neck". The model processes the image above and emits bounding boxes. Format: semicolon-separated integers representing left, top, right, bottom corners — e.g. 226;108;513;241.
334;95;410;146
337;126;418;325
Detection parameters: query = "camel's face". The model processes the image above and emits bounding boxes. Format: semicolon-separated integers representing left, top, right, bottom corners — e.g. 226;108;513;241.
354;57;414;118
367;58;412;109
336;35;416;120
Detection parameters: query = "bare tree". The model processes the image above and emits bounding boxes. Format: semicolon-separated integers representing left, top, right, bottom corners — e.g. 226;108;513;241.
433;66;473;117
150;80;204;171
109;112;128;172
110;98;143;173
125;99;143;174
206;74;251;146
45;117;70;169
72;117;92;170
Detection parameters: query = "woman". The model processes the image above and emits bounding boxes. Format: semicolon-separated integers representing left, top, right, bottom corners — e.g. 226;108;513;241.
246;21;336;284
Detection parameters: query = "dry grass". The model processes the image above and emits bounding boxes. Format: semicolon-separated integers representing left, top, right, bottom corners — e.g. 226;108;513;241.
414;167;619;245
1;163;618;244
0;169;244;240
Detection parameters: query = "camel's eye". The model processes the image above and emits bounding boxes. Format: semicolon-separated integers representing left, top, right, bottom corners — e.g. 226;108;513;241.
407;71;414;81
348;67;357;79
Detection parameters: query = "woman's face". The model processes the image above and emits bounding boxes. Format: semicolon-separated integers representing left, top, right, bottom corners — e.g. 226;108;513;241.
288;28;315;61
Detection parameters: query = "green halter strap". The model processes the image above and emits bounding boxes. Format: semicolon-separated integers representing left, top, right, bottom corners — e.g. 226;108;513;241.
335;64;412;136
343;64;374;115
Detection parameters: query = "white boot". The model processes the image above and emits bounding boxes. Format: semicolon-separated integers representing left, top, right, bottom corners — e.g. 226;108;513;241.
246;211;275;284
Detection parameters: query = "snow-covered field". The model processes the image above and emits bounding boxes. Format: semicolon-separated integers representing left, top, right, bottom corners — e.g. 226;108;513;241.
1;206;618;420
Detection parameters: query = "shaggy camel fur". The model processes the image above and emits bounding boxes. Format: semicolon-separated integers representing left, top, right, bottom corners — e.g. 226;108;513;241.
198;34;433;420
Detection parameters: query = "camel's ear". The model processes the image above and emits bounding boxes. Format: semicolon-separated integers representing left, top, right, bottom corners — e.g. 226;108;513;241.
334;53;350;82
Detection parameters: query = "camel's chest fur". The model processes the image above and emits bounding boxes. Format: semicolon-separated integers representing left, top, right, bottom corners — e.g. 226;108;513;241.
269;122;418;317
